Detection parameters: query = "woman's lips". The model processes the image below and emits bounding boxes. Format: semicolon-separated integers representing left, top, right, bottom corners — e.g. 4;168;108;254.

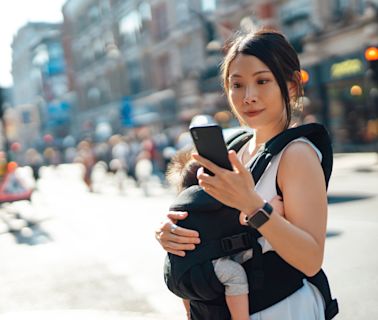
244;109;263;117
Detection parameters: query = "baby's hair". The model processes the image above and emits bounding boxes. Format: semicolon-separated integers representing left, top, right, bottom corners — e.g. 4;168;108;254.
166;148;201;193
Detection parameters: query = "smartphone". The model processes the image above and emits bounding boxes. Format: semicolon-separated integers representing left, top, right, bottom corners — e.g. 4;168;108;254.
189;124;233;175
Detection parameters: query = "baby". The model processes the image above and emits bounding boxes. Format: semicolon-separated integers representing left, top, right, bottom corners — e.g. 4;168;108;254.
166;149;283;320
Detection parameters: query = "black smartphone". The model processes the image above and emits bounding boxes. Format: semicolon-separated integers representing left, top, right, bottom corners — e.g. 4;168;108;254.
189;124;233;175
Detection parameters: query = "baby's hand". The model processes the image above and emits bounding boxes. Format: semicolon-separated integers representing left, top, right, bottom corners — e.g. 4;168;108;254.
270;195;284;217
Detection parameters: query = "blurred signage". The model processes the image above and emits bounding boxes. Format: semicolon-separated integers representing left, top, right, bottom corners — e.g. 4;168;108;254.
121;96;134;127
47;101;70;126
331;59;363;79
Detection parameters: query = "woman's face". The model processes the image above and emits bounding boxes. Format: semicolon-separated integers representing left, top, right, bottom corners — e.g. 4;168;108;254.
227;54;288;131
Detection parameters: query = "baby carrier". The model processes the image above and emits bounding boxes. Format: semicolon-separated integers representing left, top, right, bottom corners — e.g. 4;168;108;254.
164;123;339;320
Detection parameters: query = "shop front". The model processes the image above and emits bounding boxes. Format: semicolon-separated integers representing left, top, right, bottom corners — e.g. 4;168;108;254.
304;52;377;152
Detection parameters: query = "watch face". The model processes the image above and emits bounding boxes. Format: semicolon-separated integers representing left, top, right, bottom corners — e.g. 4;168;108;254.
247;202;273;229
248;210;270;229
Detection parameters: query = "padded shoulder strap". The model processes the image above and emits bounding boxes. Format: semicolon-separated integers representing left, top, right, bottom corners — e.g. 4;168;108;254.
249;123;333;188
225;129;253;153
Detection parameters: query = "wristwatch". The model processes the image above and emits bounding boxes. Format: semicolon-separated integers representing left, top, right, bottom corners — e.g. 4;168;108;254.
244;201;273;229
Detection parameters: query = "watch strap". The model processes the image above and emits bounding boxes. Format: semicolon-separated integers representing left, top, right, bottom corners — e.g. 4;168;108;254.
245;201;273;229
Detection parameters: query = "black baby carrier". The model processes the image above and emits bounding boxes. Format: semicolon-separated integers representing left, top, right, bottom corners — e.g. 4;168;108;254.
164;123;339;320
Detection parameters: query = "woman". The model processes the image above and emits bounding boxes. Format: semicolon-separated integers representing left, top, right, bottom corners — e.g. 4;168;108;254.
156;29;328;319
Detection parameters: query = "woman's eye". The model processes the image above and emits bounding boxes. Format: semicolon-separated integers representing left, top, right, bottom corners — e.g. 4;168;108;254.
231;83;242;88
257;79;269;85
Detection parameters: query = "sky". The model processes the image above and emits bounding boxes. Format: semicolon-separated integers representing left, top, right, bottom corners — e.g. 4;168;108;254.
0;0;66;87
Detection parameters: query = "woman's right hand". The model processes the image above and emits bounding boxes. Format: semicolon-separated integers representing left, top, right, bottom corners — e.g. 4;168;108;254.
155;211;201;257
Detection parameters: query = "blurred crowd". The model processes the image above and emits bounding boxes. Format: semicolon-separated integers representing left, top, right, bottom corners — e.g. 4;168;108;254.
11;125;195;193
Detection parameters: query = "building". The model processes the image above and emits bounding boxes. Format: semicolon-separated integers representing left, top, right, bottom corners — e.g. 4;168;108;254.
63;0;126;141
11;22;68;149
279;0;378;151
61;0;377;151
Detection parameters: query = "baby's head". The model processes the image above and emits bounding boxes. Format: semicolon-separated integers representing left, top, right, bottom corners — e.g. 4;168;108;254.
166;148;201;193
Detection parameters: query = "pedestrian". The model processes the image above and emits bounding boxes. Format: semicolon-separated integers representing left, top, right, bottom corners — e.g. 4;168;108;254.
134;150;153;196
155;29;333;319
165;148;284;320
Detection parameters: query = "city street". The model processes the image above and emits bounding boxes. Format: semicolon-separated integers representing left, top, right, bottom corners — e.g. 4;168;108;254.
0;153;377;319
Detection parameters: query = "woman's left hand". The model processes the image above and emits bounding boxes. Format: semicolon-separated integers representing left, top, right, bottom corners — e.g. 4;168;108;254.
192;150;262;213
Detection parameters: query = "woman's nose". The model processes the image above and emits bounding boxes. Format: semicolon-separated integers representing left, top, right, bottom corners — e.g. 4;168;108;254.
243;87;257;104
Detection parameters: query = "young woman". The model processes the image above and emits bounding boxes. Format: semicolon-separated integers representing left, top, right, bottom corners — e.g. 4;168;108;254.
156;29;328;319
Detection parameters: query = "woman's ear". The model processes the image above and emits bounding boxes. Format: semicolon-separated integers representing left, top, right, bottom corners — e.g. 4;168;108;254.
288;71;302;101
288;81;298;101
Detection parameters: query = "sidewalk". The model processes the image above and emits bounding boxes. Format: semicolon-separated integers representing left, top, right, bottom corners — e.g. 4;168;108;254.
0;310;177;320
0;153;376;320
332;152;378;172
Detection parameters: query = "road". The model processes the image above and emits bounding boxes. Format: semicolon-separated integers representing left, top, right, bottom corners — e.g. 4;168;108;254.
0;153;377;319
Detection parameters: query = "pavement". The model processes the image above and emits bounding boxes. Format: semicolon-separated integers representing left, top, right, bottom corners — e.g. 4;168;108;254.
0;152;377;320
322;153;378;320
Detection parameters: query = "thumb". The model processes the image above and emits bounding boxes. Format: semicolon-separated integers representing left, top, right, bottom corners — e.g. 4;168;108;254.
228;150;246;173
167;211;188;222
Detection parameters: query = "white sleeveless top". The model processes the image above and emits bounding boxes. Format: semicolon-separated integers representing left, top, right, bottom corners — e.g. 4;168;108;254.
237;137;326;320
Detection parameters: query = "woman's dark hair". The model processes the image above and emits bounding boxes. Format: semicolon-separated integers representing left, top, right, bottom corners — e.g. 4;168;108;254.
221;29;303;129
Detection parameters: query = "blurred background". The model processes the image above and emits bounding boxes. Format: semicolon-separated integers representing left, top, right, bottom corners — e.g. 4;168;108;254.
0;0;378;166
0;1;377;320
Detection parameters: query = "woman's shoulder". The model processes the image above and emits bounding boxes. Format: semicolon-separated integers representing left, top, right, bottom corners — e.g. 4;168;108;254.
278;139;323;179
281;138;322;164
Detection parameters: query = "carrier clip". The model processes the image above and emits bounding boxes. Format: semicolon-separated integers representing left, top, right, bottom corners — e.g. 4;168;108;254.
221;233;250;253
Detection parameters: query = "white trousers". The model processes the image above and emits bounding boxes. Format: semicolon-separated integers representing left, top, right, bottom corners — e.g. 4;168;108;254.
250;279;325;320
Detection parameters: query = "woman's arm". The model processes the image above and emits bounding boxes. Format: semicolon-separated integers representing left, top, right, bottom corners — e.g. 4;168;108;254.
258;142;327;276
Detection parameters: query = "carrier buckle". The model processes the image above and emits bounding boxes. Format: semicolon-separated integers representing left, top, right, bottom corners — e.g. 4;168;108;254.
221;233;250;252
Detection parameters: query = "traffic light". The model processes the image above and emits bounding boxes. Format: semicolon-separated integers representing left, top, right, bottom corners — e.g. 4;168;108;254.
365;46;378;83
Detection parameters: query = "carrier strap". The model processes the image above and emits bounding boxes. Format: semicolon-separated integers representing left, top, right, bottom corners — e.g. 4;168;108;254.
177;229;265;289
308;270;339;320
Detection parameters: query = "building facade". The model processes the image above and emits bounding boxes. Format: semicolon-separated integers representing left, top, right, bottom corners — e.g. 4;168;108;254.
63;0;123;141
11;22;69;149
290;0;378;151
10;0;376;152
62;0;269;138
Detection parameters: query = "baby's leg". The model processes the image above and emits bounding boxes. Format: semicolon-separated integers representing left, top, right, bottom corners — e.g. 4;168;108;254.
213;257;249;320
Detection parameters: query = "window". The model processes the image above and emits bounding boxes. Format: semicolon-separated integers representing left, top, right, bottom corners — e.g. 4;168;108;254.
119;11;142;46
202;0;216;12
156;55;171;89
49;43;63;60
139;1;152;21
333;0;352;18
127;59;143;94
180;37;203;74
152;3;169;41
88;5;100;23
176;0;190;25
